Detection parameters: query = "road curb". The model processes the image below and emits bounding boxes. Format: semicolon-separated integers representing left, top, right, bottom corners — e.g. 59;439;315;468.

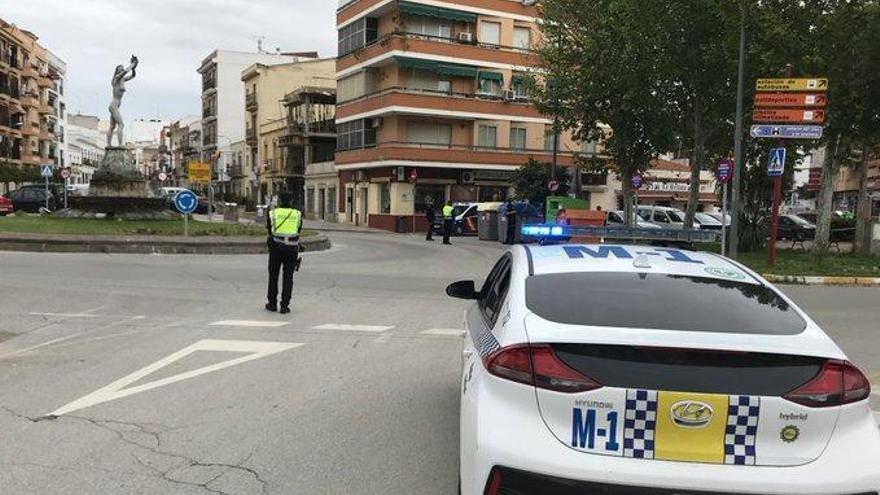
0;233;330;255
762;274;880;286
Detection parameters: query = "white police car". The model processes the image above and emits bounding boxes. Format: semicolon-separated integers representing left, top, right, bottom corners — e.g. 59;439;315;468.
447;244;879;495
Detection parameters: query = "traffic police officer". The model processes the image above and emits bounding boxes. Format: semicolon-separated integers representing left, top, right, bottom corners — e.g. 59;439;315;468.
266;192;302;314
442;200;455;245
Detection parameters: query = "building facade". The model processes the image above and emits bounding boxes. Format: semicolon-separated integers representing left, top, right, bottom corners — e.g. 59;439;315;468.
167;117;202;187
199;50;317;197
66;113;105;185
334;0;585;230
0;18;66;193
240;58;335;203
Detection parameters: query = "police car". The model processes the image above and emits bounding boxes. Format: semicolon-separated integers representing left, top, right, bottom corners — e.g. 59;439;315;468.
448;244;879;495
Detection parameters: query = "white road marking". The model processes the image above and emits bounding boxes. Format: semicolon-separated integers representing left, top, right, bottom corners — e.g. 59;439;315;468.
313;324;394;333
421;328;464;337
210;320;289;328
29;313;98;318
48;339;303;416
0;333;84;360
374;333;393;344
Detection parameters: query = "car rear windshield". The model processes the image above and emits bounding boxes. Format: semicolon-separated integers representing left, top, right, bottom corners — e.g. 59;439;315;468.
525;272;806;335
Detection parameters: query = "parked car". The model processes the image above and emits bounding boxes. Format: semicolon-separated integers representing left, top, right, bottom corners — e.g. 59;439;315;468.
706;212;731;226
776;214;816;241
694;212;724;231
636;205;694;229
67;184;90;197
5;188;56;213
433;202;479;236
606;210;661;229
0;195;13;216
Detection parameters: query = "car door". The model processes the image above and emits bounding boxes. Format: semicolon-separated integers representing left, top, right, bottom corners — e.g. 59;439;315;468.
653;210;671;226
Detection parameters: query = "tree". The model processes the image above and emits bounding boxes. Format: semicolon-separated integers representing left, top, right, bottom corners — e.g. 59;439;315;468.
534;0;674;226
512;158;570;208
657;0;741;228
808;0;879;254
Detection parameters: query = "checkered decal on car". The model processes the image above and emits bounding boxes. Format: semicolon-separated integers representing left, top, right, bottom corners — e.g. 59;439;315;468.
473;326;500;359
724;395;760;465
623;390;658;459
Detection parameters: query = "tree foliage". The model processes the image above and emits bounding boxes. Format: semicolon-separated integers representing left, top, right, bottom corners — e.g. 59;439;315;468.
512;158;570;208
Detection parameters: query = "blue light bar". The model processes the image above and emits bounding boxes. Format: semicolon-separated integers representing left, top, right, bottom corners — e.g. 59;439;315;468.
522;225;567;237
520;224;720;243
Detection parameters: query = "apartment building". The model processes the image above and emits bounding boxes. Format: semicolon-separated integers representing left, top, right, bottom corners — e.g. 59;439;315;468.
334;0;587;230
284;87;337;221
199;50;317;196
0;17;66;192
67;113;105;185
241;58;334;203
167;117;202;187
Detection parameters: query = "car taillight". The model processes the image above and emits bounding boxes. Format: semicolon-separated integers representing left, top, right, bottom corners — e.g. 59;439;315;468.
784;360;871;408
484;467;503;495
485;344;602;393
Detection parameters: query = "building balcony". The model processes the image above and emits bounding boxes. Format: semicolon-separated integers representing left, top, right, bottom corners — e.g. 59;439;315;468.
283;119;337;138
37;76;52;88
20;93;38;108
337;87;540;122
335;141;577;168
39;103;53;115
245;92;257;111
21;124;38;136
202;77;216;92
337;32;539;74
202;106;216;119
245;127;257;145
21;65;37;79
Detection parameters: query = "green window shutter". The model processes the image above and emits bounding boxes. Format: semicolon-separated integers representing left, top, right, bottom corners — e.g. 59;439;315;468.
395;57;440;72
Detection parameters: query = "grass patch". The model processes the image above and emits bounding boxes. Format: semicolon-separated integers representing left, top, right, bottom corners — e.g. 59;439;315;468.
735;250;880;277
0;215;317;238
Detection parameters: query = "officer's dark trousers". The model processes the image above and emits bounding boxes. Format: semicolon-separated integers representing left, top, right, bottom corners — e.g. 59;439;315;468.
443;219;453;244
267;241;298;307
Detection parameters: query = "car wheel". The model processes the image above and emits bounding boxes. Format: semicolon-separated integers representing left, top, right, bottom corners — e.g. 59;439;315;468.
454;225;464;236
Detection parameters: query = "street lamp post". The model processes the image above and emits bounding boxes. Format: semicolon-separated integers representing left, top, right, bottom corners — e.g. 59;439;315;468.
729;0;748;259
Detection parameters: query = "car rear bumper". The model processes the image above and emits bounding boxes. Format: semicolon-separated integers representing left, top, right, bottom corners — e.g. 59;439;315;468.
464;381;880;495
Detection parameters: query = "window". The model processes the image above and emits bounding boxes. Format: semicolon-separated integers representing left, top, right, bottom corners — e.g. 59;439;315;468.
478;125;498;149
525;272;806;335
480;255;512;326
581;139;599;154
408;15;451;39
337;70;379;102
479;21;501;46
513;27;531;50
407;122;452;146
337;119;377;151
437;80;452;94
409;69;450;93
379;183;391;214
653;211;670;223
510;127;527;151
479;76;502;96
415;184;446;213
511;76;530;100
544;126;563;151
338;17;379;57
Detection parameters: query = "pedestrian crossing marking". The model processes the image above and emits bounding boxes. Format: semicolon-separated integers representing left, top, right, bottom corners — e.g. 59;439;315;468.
313;324;394;333
48;339;303;416
421;328;464;337
210;320;289;328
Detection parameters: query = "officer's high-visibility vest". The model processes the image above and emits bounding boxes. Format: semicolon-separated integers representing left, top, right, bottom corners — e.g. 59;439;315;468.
442;205;455;219
271;208;302;237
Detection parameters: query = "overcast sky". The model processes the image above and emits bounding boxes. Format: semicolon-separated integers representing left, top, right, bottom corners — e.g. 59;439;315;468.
5;0;337;122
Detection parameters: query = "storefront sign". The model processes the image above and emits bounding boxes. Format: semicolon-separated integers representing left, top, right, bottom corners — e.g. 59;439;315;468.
473;170;515;182
646;181;690;193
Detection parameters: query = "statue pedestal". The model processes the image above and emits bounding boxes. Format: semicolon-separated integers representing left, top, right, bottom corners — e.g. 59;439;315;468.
55;146;176;220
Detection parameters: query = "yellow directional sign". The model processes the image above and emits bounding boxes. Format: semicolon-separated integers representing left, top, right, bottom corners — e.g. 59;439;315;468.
756;78;828;92
189;161;211;184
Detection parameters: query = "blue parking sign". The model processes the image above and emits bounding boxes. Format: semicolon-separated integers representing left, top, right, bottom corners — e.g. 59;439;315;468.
768;148;786;177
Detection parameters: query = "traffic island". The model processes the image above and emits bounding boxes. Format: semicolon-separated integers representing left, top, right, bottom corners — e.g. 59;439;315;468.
0;231;330;255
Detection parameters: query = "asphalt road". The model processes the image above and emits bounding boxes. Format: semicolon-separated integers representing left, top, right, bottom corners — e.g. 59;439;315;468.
0;233;878;495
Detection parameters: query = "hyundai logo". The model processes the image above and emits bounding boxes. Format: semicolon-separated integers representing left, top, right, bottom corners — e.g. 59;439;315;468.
671;401;714;428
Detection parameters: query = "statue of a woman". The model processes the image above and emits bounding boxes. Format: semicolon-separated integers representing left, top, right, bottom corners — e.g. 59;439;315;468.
106;55;138;148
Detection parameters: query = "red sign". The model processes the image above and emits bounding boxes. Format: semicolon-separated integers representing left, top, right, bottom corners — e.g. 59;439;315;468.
409;169;418;184
754;93;827;108
753;108;826;124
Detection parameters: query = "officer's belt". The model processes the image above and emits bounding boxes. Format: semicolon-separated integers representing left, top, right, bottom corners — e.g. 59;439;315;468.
273;235;300;246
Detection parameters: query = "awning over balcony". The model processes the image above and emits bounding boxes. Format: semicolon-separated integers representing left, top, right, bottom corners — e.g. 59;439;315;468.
398;1;477;23
478;71;504;82
395;57;478;78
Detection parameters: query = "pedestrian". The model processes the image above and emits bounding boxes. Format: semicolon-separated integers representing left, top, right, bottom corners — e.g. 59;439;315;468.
265;191;302;315
425;199;436;242
442;200;455;245
503;200;517;245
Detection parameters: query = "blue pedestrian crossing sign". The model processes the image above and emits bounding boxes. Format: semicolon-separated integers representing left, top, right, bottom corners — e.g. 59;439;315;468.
173;190;199;214
768;148;786;177
40;164;54;178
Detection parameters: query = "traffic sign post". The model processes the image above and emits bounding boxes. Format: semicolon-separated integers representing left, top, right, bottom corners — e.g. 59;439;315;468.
41;164;53;211
767;148;787;267
409;169;418;234
750;125;824;140
60;168;71;210
717;159;734;256
631;175;643;225
173;190;199;237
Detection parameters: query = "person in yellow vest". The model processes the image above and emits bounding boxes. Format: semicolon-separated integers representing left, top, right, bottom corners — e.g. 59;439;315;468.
442;200;455;245
265;192;302;314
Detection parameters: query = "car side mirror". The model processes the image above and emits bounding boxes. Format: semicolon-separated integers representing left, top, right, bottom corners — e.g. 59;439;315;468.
446;280;478;300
